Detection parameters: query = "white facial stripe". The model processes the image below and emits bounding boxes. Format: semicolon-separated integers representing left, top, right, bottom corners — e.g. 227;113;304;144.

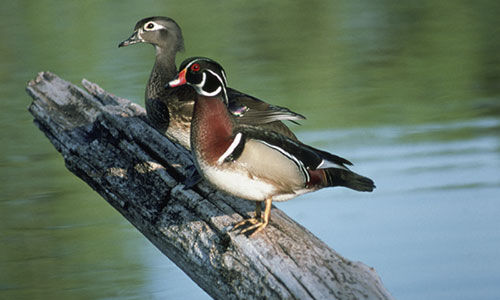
144;21;166;31
197;71;224;97
192;72;221;97
184;58;209;71
203;86;222;97
206;69;225;87
193;72;206;92
185;60;196;69
257;140;310;182
217;133;243;165
184;60;228;102
221;69;228;85
185;59;227;85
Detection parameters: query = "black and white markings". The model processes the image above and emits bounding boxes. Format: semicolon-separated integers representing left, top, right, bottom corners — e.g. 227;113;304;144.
256;140;311;182
217;132;243;165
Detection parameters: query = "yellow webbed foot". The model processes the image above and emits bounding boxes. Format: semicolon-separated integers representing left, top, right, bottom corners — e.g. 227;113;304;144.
231;199;271;237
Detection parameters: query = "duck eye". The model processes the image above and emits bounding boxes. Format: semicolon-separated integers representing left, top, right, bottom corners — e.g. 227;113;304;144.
145;22;155;30
191;63;201;72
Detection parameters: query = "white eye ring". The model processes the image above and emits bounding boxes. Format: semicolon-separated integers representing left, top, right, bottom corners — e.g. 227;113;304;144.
144;21;165;31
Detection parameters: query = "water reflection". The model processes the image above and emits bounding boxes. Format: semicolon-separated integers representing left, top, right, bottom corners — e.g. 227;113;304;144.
1;1;500;299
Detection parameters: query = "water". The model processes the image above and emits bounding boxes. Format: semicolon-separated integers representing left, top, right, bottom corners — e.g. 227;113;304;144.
292;119;500;299
1;1;500;299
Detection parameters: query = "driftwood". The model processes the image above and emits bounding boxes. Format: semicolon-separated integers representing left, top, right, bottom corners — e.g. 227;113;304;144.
26;71;393;300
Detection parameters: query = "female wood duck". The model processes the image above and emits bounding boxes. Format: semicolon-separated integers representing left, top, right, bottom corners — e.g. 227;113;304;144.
119;16;304;149
167;58;375;236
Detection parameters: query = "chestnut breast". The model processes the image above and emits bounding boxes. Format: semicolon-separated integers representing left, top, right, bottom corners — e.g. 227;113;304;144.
190;96;236;165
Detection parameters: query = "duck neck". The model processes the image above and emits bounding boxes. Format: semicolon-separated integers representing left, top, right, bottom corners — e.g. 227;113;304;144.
191;95;236;164
146;47;178;100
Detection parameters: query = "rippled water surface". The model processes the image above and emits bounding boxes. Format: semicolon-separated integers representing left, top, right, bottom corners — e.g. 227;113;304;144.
1;1;499;299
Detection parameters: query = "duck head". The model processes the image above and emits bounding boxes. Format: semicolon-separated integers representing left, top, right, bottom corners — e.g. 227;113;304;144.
118;16;184;54
168;57;229;103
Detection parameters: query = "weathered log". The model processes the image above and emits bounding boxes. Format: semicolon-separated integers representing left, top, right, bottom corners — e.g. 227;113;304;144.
26;71;393;300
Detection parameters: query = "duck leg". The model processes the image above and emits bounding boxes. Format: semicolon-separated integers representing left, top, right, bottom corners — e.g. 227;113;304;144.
232;203;261;231
255;201;262;219
232;198;272;236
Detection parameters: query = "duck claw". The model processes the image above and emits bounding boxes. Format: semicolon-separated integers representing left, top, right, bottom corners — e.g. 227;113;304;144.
231;217;268;237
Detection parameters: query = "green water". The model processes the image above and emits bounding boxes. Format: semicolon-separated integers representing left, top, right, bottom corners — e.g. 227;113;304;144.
1;1;499;299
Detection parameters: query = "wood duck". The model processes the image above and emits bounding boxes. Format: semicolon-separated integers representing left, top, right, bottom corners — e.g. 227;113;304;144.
119;16;304;149
167;58;376;236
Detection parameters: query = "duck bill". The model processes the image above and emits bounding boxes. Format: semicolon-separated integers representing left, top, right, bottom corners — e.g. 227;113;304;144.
167;68;187;88
118;31;142;47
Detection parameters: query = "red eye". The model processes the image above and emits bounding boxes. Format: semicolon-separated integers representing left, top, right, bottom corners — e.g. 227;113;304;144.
191;63;201;72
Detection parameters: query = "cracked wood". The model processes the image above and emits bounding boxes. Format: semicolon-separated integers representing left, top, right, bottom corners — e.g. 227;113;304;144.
26;71;393;300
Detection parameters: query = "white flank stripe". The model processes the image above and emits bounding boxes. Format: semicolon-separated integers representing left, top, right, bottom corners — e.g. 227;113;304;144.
217;132;243;165
257;140;310;182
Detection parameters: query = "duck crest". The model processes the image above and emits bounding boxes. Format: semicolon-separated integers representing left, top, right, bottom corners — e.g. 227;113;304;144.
191;95;236;164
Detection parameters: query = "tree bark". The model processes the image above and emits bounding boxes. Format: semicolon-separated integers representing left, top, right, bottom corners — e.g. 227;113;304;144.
26;71;393;300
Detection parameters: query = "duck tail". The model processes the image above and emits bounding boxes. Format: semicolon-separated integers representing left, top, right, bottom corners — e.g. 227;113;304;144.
323;168;375;192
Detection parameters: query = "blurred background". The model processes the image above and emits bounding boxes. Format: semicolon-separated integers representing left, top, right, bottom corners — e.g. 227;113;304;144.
1;1;500;299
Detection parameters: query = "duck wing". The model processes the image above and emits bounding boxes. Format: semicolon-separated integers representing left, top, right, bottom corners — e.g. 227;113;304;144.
237;126;350;171
227;88;306;125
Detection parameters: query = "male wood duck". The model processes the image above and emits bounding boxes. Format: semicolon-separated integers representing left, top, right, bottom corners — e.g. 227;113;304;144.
167;58;375;236
119;16;304;149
